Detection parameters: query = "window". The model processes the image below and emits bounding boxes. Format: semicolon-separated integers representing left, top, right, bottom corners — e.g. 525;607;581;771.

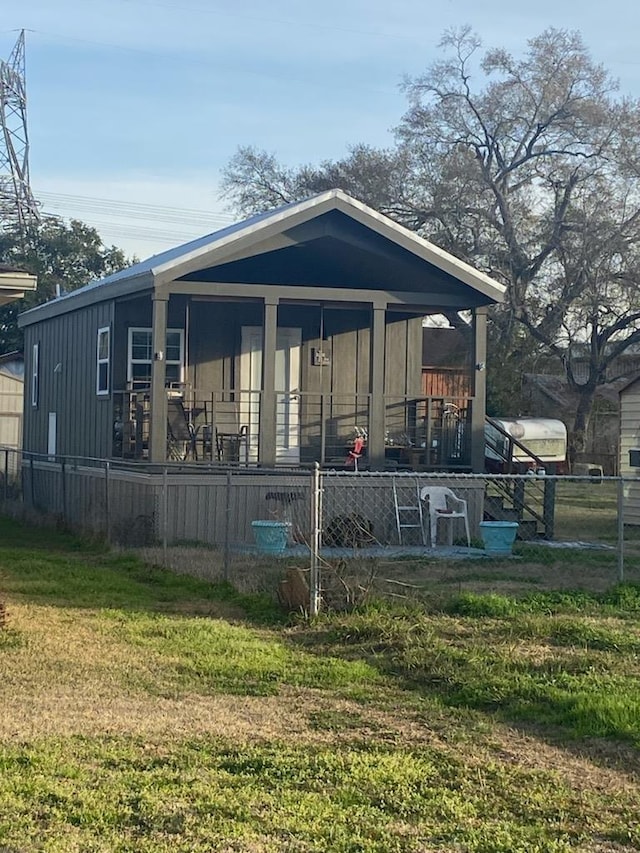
96;326;110;395
127;328;184;386
31;343;39;408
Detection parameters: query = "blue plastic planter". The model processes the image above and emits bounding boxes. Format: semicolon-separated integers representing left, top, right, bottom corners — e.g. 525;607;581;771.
251;520;292;555
479;521;519;556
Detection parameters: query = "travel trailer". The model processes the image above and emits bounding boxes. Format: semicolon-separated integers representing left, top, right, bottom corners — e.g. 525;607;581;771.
485;418;568;474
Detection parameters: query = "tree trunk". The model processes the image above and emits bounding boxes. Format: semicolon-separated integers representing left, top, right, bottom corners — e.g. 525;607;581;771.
569;386;597;468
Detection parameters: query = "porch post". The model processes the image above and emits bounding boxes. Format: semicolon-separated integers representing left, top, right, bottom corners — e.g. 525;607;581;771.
149;292;169;463
368;302;386;470
471;307;487;473
259;297;279;467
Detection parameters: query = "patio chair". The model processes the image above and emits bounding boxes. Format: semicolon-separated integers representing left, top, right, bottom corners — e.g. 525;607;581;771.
419;486;470;549
213;400;249;463
167;399;196;461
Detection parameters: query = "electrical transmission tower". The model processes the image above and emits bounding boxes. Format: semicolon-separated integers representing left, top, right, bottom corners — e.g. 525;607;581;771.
0;30;40;237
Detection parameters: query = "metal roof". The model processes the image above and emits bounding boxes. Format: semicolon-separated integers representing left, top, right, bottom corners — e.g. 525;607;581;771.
19;189;506;325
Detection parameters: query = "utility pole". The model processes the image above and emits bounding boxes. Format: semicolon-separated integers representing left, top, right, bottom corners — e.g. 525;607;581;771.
0;30;40;238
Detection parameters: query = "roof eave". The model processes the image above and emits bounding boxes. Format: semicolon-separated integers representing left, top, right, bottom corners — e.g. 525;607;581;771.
0;270;37;292
18;271;154;327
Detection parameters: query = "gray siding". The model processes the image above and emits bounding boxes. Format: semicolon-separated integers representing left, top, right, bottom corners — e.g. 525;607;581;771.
23;300;115;458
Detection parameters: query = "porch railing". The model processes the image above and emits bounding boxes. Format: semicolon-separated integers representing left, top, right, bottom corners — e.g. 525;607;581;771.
383;395;472;470
111;387;473;469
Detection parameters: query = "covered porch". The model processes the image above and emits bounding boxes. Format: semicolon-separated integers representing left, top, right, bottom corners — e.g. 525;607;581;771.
110;295;488;471
104;190;501;471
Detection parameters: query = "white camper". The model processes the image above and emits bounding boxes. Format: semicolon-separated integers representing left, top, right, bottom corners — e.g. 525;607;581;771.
486;418;568;473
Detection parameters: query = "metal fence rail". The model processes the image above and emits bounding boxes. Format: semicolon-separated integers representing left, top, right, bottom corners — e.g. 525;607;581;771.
1;447;636;614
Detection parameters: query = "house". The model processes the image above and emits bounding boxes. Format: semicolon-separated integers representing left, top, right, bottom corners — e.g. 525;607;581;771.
0;264;37;305
0;351;24;454
619;376;640;524
422;326;473;399
18;190;504;472
0;265;37;470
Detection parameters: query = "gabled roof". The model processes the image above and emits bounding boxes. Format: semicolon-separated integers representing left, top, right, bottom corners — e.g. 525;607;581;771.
19;189;505;325
618;374;640;395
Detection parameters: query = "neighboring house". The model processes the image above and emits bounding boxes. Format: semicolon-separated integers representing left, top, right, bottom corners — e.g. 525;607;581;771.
0;351;24;451
619;376;640;524
0;264;37;305
619;376;640;525
568;342;640;385
422;326;473;399
0;266;37;469
18;190;504;472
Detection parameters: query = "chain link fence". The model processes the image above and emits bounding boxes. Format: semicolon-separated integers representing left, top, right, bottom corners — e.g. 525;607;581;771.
1;447;638;613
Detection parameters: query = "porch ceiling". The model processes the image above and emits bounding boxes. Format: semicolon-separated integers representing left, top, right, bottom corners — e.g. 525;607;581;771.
178;211;488;307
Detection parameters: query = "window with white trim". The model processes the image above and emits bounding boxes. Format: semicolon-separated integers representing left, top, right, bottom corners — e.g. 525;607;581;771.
31;343;39;408
127;328;184;386
96;326;110;395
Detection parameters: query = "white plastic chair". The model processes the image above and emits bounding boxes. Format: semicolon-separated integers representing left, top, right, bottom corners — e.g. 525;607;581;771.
420;486;471;548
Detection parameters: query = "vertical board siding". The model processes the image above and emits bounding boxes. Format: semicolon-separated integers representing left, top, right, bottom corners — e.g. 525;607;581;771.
620;385;640;525
24;301;115;458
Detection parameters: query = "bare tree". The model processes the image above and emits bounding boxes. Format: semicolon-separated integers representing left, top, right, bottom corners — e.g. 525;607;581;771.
221;27;640;444
398;27;640;442
222;143;410;218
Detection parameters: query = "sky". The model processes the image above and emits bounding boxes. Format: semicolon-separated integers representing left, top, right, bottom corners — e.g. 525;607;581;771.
3;0;640;258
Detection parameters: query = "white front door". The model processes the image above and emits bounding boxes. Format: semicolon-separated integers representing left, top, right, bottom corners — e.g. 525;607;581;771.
241;326;301;464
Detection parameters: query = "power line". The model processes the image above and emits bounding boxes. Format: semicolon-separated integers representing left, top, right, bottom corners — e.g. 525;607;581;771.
38;189;239;248
38;190;234;227
39;211;217;246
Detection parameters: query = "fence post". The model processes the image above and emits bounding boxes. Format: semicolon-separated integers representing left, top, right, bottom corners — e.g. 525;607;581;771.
617;476;625;584
542;477;556;540
29;454;35;508
162;465;168;568
61;458;67;520
309;462;322;617
3;448;8;502
104;461;111;541
223;468;232;582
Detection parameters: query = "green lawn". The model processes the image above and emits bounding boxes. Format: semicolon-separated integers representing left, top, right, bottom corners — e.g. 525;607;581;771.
1;517;640;852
